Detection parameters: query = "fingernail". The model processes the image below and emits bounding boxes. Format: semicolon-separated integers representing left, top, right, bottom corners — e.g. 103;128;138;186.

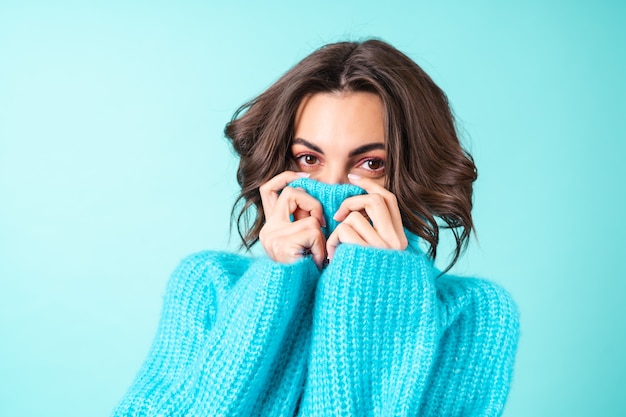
321;216;327;227
297;172;310;178
347;173;361;181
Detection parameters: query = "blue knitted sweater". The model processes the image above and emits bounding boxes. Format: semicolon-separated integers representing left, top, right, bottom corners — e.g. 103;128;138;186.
112;179;519;416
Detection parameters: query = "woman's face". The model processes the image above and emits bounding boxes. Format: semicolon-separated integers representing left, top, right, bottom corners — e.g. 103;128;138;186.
291;91;386;187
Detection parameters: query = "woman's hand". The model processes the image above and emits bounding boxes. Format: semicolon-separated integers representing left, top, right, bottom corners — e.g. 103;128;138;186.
326;174;408;261
259;171;327;269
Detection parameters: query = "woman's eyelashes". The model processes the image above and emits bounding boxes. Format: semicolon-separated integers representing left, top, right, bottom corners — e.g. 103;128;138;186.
357;158;385;174
293;153;385;176
296;153;320;167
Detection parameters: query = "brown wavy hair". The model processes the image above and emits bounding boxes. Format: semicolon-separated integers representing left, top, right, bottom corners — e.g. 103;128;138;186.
224;39;477;271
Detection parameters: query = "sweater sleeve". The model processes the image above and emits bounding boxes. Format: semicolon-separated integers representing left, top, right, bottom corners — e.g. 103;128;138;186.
299;243;519;417
111;250;320;417
419;274;519;416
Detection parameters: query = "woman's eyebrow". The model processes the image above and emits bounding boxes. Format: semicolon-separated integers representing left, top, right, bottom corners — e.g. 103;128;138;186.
292;138;324;154
293;138;384;157
348;143;385;157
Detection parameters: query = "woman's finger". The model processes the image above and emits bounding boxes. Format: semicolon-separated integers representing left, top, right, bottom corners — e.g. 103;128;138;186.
333;194;399;244
270;186;325;227
343;175;404;232
338;211;388;247
333;176;407;250
326;222;368;261
261;216;327;269
259;171;310;218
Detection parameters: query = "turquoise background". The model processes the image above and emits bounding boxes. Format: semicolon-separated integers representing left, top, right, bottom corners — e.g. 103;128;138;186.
1;1;625;416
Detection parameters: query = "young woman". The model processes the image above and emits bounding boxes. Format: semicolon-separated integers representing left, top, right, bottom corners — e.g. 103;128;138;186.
112;39;519;416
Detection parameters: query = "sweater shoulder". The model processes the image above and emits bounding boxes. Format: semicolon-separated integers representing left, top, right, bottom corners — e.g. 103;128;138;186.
174;250;253;270
437;274;518;311
166;250;255;300
436;273;519;335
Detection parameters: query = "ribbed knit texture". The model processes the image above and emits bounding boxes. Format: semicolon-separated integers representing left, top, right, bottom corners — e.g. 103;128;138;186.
112;180;520;417
288;178;367;238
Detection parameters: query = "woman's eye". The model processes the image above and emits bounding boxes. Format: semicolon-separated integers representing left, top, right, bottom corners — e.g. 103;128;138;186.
299;154;319;165
361;158;385;171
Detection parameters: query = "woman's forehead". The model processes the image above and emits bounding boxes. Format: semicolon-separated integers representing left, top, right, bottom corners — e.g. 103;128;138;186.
293;91;385;150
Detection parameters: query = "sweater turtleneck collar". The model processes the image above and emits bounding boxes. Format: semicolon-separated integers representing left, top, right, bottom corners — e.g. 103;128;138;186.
287;178;427;258
287;178;366;238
